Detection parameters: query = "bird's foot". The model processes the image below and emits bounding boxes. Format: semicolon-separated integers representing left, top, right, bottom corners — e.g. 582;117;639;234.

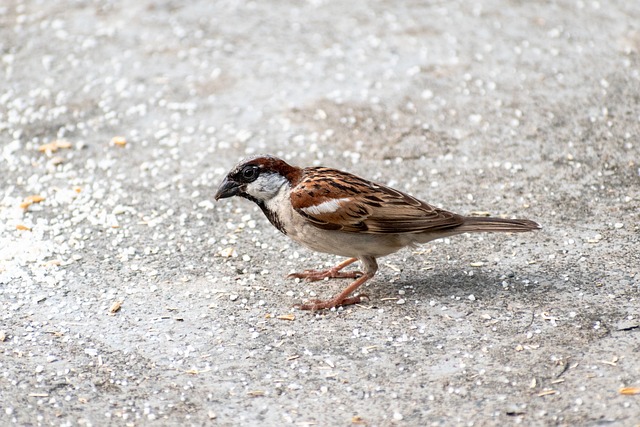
296;294;368;311
287;268;362;282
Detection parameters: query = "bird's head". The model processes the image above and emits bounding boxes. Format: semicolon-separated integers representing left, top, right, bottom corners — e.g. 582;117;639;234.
215;155;302;204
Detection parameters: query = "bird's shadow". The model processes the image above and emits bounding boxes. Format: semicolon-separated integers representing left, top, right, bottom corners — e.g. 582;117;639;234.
365;266;555;306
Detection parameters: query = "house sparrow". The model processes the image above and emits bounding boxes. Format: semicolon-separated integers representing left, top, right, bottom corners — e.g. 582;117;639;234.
215;155;540;311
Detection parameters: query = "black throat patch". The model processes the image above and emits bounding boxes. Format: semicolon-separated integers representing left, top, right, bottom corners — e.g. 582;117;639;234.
240;194;287;235
257;201;287;235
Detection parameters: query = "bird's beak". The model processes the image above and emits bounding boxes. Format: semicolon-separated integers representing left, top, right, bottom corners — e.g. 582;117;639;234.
215;177;240;200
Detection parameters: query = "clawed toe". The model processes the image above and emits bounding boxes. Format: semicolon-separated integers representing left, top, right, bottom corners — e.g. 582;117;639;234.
295;294;365;311
287;269;362;282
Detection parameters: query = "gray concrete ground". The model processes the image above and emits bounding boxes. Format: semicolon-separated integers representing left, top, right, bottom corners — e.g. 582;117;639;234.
1;0;639;425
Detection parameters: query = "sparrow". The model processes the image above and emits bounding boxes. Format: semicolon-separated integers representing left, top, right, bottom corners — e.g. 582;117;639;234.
215;155;540;311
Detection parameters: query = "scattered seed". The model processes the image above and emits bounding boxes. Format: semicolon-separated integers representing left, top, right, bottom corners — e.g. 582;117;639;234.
16;224;32;231
619;387;640;395
469;211;491;217
277;313;295;321
600;357;618;366
20;195;45;210
108;300;122;314
219;247;237;258
37;139;72;153
112;136;127;147
351;415;367;424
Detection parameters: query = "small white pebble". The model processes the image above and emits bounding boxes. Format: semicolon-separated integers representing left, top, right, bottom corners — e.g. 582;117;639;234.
396;299;406;305
393;412;403;421
614;223;623;229
230;294;239;301
468;294;476;301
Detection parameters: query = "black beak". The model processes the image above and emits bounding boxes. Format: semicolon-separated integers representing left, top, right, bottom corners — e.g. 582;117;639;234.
215;177;240;200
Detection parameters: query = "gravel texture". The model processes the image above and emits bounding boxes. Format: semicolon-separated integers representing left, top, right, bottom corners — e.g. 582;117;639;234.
1;0;639;426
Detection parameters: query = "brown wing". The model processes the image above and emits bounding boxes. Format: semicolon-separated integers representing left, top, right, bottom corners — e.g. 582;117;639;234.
290;167;464;233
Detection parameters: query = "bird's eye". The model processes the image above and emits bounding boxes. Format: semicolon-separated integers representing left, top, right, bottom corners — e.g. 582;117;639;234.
241;165;259;181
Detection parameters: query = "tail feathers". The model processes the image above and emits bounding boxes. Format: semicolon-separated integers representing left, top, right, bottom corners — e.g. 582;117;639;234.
456;216;541;233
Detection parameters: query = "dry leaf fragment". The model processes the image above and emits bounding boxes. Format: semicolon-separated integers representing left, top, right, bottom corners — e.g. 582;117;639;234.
219;247;237;258
537;390;557;397
619;387;640;395
38;140;72;153
16;224;32;231
277;313;295;321
20;195;45;210
470;262;485;267
108;300;122;314
247;390;265;397
0;330;6;342
185;368;211;375
385;263;401;272
351;416;367;425
112;136;127;147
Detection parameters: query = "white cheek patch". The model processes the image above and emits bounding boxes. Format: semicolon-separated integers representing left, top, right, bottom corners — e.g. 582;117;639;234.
245;173;289;200
302;198;350;216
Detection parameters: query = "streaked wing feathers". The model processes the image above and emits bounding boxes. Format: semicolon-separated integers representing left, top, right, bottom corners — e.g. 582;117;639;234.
290;167;464;233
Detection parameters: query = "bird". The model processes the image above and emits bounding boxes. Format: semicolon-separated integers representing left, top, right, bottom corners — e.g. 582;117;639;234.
215;155;540;311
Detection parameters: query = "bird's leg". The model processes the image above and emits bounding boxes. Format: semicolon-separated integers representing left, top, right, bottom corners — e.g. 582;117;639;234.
296;272;373;311
287;257;361;282
296;256;378;311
